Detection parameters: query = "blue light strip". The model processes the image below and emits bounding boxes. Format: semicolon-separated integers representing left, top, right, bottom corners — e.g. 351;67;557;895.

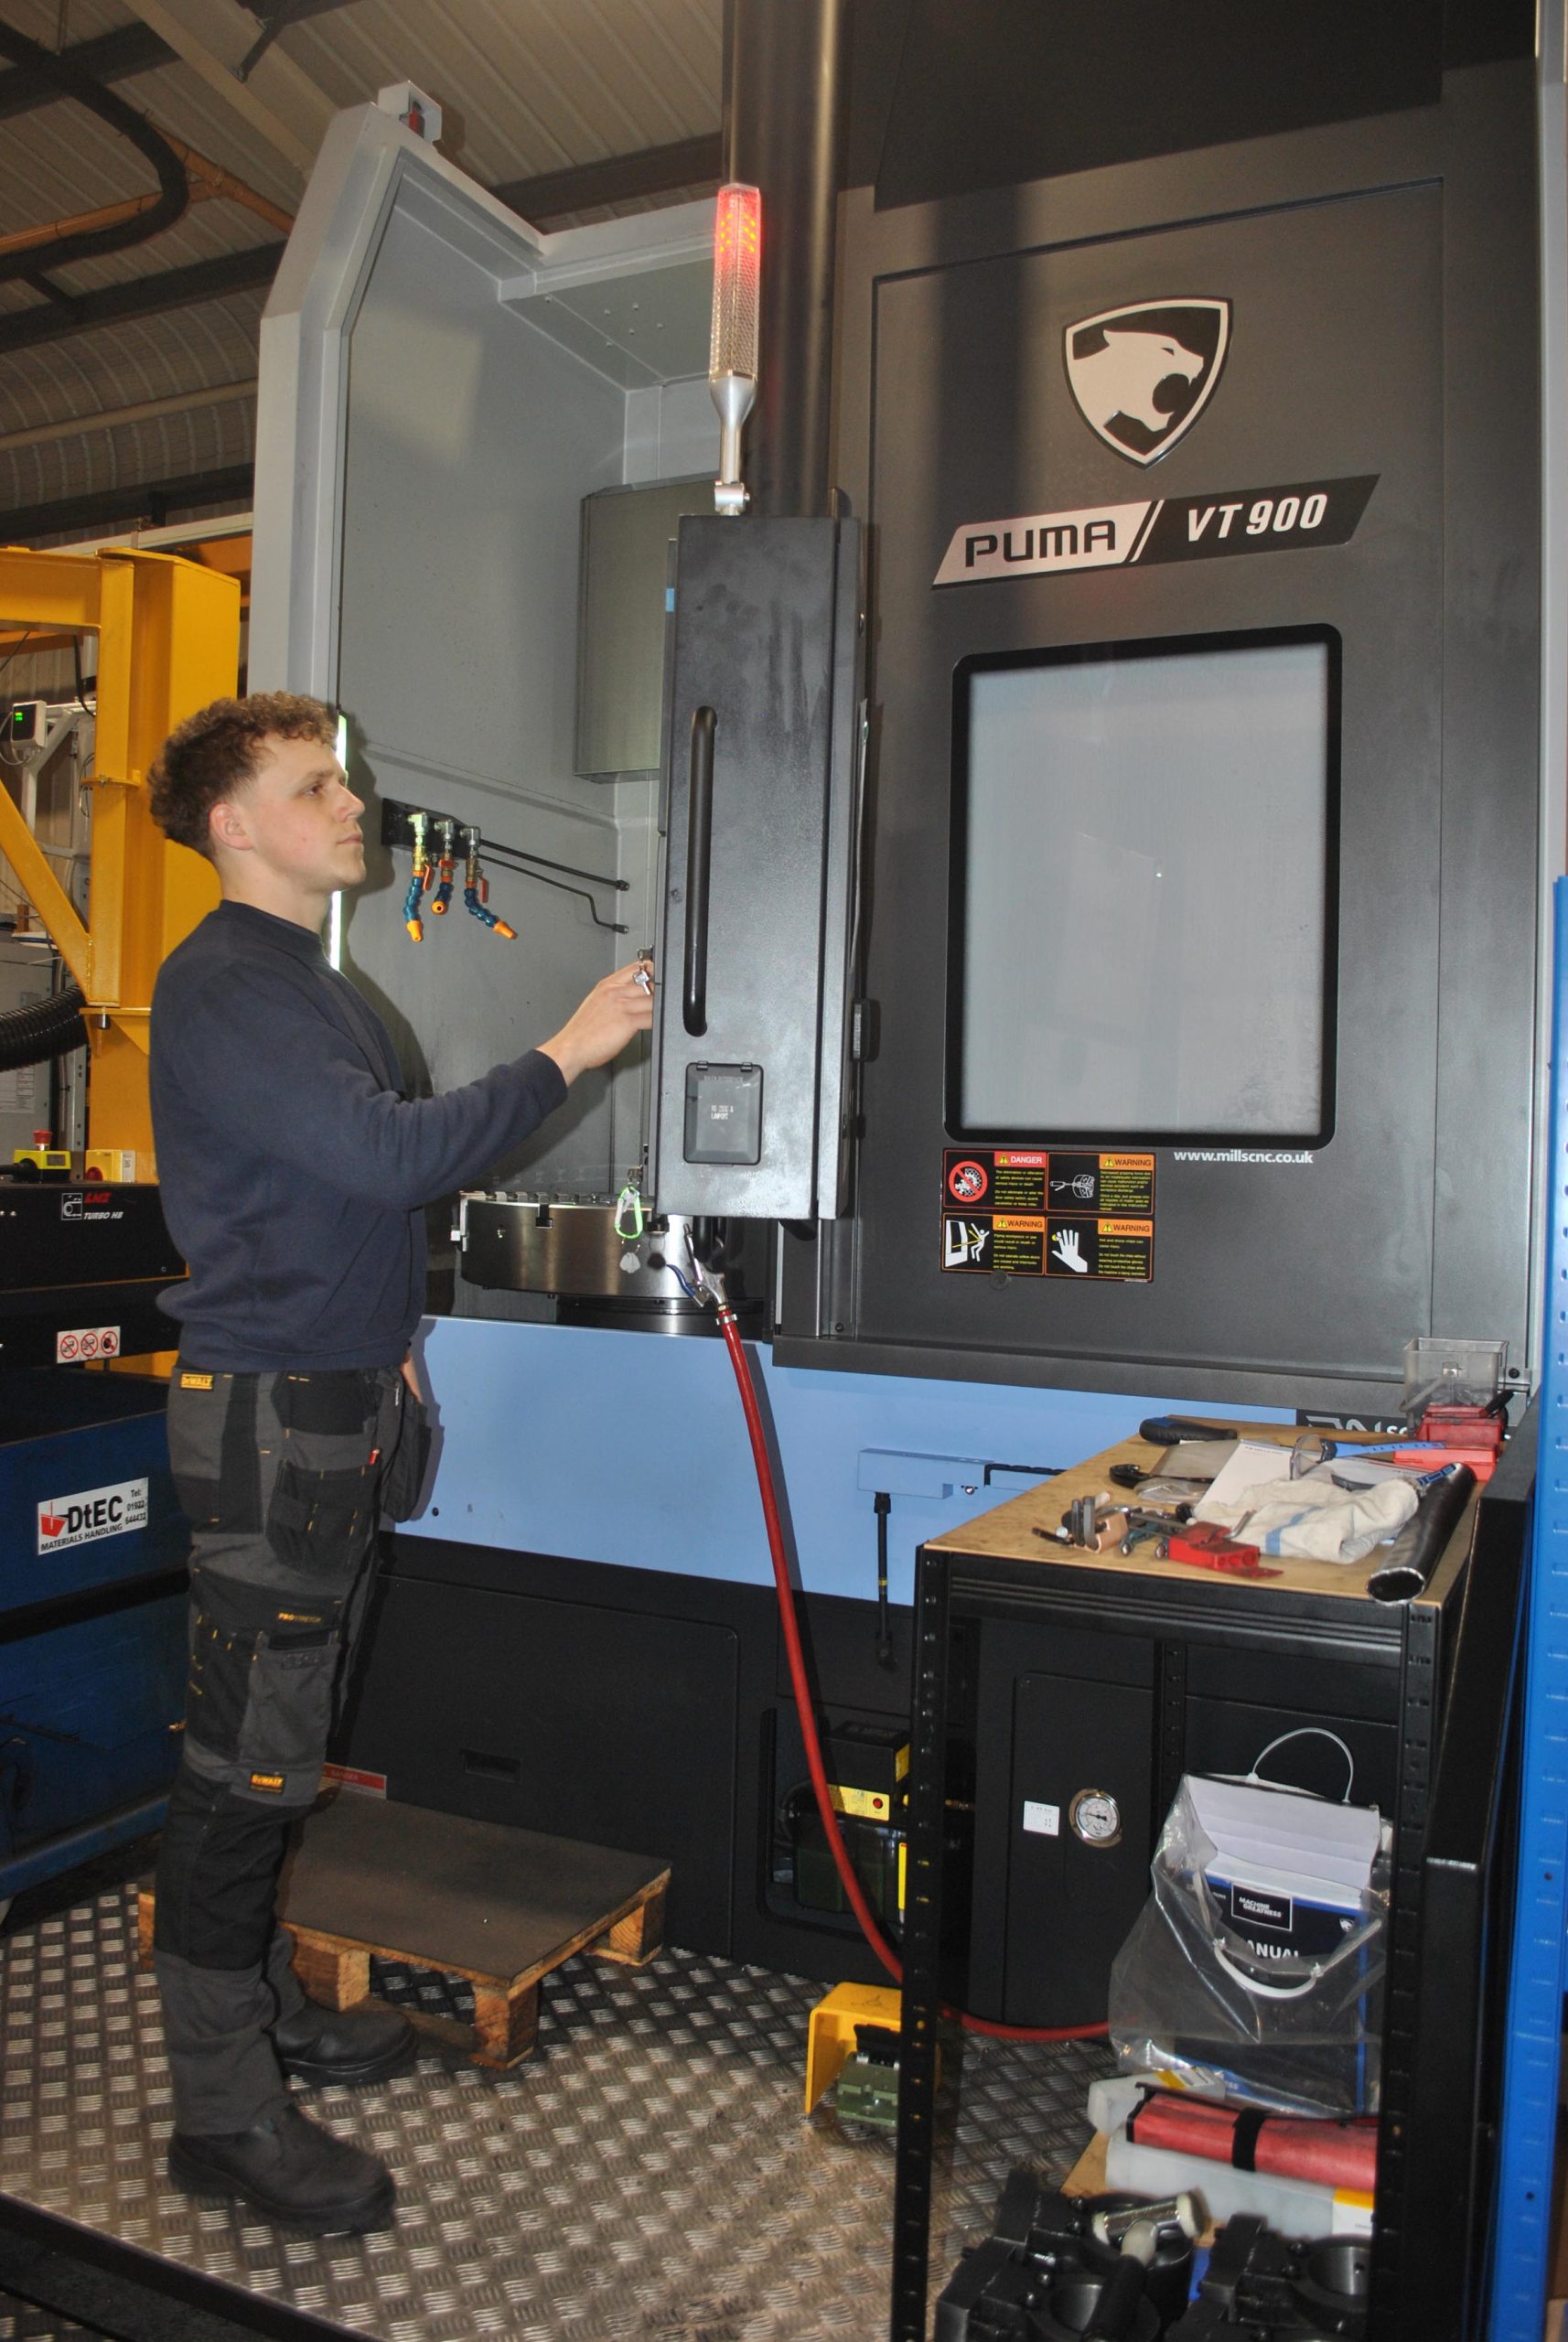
328;709;349;970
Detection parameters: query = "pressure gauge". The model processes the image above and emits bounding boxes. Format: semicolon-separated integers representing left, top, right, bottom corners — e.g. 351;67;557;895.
1069;1789;1122;1848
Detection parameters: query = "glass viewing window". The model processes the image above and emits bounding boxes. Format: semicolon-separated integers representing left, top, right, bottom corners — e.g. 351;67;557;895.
949;628;1339;1144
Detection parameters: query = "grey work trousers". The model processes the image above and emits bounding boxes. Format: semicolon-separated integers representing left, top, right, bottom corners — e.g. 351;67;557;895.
154;1362;401;2133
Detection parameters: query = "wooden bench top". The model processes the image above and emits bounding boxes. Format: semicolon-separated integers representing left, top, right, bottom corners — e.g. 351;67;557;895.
925;1417;1466;1605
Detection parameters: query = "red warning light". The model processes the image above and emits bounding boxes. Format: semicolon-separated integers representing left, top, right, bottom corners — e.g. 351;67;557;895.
710;183;761;381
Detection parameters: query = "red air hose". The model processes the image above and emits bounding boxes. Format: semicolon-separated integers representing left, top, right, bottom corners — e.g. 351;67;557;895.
717;1305;1108;2043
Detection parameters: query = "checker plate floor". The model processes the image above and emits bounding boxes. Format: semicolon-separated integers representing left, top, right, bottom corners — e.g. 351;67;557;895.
0;1883;1112;2340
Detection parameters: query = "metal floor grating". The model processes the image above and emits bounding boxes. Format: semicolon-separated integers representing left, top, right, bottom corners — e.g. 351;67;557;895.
0;1881;1112;2341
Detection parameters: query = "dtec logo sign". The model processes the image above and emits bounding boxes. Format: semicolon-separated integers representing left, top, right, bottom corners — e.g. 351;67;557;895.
38;1477;148;1553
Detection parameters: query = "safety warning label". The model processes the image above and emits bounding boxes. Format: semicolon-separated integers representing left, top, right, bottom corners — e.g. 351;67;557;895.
941;1150;1153;1280
941;1211;1153;1281
943;1150;1154;1217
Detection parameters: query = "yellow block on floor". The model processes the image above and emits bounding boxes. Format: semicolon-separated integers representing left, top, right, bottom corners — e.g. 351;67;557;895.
804;1981;902;2112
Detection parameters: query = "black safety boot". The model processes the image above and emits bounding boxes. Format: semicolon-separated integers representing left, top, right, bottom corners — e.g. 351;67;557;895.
272;1996;417;2088
168;2101;395;2232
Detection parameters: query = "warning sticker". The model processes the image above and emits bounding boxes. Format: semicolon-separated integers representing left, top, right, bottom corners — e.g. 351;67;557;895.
943;1149;1154;1218
56;1324;120;1364
940;1212;1153;1281
320;1761;388;1798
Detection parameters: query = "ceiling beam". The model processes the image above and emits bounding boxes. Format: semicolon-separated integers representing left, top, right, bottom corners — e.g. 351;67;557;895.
0;465;254;548
492;134;722;223
0;244;282;359
0;1;358;129
0;24;169;122
121;0;336;173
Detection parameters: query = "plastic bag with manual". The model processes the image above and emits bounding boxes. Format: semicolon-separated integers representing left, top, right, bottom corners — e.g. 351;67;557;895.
1106;1775;1391;2116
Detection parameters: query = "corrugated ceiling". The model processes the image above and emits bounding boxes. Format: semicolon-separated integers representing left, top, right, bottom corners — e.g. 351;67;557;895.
0;0;722;537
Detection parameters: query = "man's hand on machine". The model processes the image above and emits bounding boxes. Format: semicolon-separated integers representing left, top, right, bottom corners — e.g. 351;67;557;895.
539;958;655;1084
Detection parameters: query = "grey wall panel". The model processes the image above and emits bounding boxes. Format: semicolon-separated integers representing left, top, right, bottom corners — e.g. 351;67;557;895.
334;202;631;1195
625;376;720;484
252;114;715;1204
577;478;713;777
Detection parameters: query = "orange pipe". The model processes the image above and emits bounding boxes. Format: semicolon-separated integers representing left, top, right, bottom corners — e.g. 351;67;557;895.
0;130;292;261
163;134;295;237
0;190;163;257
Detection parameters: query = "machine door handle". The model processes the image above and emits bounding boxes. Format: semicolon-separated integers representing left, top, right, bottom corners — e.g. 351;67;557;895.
683;705;715;1037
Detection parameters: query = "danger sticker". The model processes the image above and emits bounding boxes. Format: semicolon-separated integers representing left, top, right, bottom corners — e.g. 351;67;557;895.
941;1213;1152;1280
38;1477;148;1552
944;1149;1154;1217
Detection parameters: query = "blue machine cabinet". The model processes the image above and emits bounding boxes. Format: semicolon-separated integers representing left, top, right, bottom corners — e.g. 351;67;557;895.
0;1370;188;1905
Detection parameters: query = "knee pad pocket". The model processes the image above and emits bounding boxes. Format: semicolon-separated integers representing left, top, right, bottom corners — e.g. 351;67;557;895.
187;1575;345;1770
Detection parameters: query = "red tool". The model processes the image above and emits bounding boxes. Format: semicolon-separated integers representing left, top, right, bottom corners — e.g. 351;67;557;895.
1413;1400;1505;1463
1420;1408;1502;1448
1128;2090;1377;2193
1165;1521;1282;1577
1394;1441;1497;1484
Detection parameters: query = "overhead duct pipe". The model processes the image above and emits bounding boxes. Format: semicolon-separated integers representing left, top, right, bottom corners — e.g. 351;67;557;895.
0;20;188;284
721;0;853;519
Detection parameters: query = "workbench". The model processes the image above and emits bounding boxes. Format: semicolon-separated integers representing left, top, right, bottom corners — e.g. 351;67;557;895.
887;1418;1479;2342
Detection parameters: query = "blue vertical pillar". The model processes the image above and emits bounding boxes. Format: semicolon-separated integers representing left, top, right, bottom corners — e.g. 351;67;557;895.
1489;876;1568;2339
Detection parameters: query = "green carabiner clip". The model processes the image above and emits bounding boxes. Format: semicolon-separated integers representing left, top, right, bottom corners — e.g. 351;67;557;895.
614;1180;645;1241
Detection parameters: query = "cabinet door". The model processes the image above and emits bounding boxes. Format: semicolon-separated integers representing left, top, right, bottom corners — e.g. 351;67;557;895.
345;1578;739;1953
651;515;864;1219
1002;1669;1155;2028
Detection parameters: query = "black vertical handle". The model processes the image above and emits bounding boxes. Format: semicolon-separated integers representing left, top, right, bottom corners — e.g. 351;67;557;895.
683;705;715;1037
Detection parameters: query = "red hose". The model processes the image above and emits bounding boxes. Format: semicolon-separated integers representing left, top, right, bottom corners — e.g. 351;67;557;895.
717;1306;1108;2044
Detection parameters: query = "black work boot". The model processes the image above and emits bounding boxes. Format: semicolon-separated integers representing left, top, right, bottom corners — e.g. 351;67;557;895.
168;2101;395;2232
271;1996;417;2088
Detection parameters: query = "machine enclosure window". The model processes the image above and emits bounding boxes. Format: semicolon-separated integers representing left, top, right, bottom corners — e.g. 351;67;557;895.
948;628;1340;1146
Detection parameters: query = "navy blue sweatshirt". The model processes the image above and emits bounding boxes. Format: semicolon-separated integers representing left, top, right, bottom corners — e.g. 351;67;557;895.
150;900;565;1370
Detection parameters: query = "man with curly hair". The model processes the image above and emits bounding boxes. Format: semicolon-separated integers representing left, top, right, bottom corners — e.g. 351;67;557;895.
145;692;651;2232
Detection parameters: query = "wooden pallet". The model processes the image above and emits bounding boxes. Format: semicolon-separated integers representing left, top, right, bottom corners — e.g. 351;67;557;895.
139;1792;670;2071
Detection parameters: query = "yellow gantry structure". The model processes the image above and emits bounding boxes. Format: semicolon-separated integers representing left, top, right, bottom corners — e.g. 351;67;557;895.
0;546;241;1170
